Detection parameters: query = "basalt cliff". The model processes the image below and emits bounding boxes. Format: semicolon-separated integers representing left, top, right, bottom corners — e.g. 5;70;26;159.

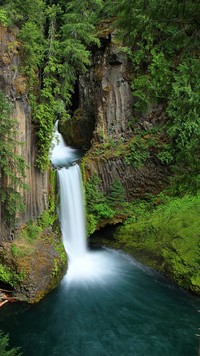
0;26;66;303
61;36;169;208
0;26;49;242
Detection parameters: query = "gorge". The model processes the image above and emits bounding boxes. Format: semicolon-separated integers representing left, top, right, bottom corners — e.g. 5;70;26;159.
0;0;200;354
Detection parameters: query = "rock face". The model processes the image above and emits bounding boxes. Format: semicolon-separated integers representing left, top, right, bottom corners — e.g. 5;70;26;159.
79;43;134;144
84;156;169;201
0;26;49;242
61;39;133;148
0;27;64;302
62;37;169;200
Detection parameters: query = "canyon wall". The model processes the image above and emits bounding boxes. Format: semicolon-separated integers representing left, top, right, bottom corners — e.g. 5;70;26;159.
0;26;48;242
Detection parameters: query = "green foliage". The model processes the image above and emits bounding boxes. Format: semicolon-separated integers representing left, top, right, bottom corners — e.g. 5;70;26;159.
112;0;200;59
22;0;103;170
19;20;45;73
86;213;98;236
0;8;11;26
0;331;22;356
38;209;55;229
167;58;200;194
132;51;172;112
85;174;114;234
26;221;42;240
156;144;174;165
0;0;103;171
38;170;57;227
11;244;23;257
2;0;45;22
108;178;126;207
52;240;66;265
19;220;42;243
125;135;150;167
33;104;55;170
115;194;200;294
0;90;28;225
0;263;25;287
109;0;200;193
60;0;102;67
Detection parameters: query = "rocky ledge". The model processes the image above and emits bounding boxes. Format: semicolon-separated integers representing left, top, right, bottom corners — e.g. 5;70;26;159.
0;226;67;303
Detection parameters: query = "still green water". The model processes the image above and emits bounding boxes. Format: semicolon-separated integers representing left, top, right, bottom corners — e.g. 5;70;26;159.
0;249;199;356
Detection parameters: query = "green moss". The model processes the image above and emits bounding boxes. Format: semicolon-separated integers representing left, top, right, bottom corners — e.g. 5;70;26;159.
11;243;34;257
114;194;200;295
0;263;26;287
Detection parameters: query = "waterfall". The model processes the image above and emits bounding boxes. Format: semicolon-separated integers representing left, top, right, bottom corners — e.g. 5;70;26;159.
57;165;87;259
50;121;78;168
50;121;87;261
50;122;117;283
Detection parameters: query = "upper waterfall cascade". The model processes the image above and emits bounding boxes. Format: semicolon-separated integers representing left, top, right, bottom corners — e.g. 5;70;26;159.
50;120;79;168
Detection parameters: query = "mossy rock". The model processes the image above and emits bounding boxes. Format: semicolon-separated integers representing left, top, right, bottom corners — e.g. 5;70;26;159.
113;194;200;296
0;227;67;303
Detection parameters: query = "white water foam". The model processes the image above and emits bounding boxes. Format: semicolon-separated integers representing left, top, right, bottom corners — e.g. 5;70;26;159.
50;121;78;168
57;165;87;259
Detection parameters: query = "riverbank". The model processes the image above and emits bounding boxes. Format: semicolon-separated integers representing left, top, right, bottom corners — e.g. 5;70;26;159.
90;194;200;296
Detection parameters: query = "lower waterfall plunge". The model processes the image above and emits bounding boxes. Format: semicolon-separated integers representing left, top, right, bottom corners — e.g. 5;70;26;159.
57;165;87;259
